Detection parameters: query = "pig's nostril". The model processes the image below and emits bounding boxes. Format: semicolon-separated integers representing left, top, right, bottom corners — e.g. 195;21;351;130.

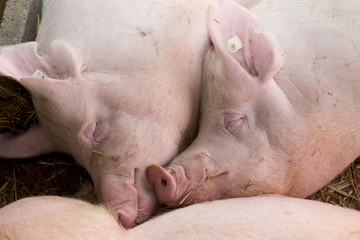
161;179;167;187
147;165;177;204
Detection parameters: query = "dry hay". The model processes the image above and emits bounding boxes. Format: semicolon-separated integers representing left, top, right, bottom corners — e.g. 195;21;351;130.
308;158;360;209
0;76;360;213
0;154;90;208
0;76;37;133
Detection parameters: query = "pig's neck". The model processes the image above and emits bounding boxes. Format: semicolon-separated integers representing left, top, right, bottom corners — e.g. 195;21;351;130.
276;71;360;197
287;126;360;198
252;0;360;197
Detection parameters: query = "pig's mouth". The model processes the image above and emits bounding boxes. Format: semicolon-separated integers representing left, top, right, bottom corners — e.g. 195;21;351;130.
172;169;229;207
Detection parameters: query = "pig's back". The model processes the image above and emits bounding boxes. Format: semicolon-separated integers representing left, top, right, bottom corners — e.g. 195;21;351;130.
251;0;360;107
131;195;360;240
1;195;360;239
36;0;213;73
0;196;122;240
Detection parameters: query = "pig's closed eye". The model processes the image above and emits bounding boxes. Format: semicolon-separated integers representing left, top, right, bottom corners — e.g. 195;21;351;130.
223;112;248;138
92;121;109;143
83;120;109;145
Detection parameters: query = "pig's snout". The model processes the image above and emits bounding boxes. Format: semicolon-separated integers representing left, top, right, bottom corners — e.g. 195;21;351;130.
147;165;176;204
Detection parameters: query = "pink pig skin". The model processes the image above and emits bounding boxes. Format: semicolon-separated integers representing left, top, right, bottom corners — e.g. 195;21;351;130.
2;195;360;240
148;0;360;207
0;0;260;228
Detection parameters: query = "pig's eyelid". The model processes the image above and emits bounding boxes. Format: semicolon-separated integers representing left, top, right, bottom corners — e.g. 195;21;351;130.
223;112;245;126
93;120;110;143
81;120;96;145
223;114;247;138
225;116;245;128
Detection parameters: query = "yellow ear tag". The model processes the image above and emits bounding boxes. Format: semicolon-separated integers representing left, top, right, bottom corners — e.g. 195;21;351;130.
226;35;243;53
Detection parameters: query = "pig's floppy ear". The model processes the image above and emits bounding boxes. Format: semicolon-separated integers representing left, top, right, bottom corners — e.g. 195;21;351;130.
0;41;83;158
0;40;83;80
207;0;283;82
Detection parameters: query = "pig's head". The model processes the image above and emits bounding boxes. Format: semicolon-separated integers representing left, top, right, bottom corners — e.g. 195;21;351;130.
0;41;196;227
147;0;305;207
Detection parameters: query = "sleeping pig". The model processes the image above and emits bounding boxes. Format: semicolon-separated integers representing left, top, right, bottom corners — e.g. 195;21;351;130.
0;0;259;227
147;0;360;207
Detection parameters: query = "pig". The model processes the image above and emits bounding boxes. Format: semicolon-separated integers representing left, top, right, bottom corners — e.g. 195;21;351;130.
147;0;360;207
2;195;360;240
0;0;211;227
0;0;262;227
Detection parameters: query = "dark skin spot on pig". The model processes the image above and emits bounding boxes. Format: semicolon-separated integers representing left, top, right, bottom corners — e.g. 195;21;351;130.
136;27;152;37
140;31;152;37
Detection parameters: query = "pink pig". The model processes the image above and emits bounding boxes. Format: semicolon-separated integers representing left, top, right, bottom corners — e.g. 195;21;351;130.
147;0;360;207
2;195;360;239
0;0;264;227
0;0;259;227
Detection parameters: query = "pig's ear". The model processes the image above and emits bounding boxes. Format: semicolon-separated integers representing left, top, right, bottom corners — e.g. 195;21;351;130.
0;127;55;159
0;41;83;159
0;40;83;81
207;0;283;82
